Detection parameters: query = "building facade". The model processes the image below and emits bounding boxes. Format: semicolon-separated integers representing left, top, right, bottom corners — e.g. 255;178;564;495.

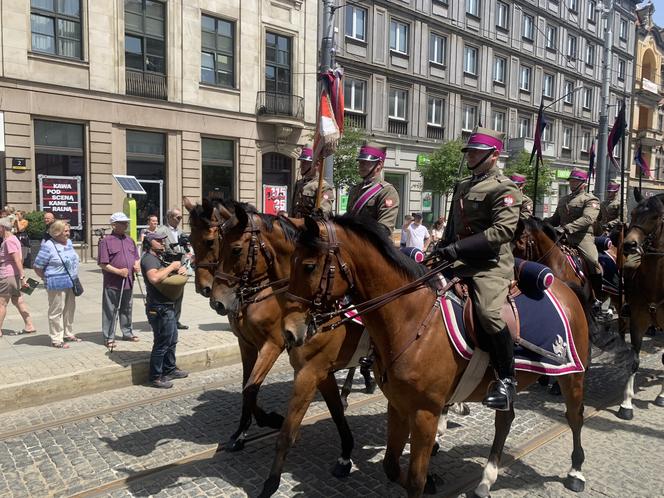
0;0;317;252
631;2;664;199
333;0;638;221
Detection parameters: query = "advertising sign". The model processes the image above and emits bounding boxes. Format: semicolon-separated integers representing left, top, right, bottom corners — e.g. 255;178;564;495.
38;175;82;229
263;185;288;215
422;191;433;212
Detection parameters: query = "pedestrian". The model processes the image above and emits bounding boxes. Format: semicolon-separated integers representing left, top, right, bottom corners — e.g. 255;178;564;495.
509;174;534;219
139;214;159;246
14;211;31;267
430;219;445;248
400;215;414;247
436;127;522;411
160;208;189;330
42;212;55;243
98;212;141;350
33;220;81;348
289;146;334;218
141;230;189;388
0;218;37;337
404;213;431;252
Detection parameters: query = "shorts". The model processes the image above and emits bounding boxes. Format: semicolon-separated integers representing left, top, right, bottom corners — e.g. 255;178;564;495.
0;275;20;298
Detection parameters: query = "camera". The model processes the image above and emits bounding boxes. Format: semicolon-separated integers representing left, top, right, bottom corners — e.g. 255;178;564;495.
169;233;190;251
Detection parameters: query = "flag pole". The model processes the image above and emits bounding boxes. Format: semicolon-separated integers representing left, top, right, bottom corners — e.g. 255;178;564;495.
531;98;544;214
617;98;627;325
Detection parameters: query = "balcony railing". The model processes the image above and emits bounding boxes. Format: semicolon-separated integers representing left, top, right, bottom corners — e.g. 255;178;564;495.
388;118;408;135
126;70;167;100
256;91;304;120
427;125;444;140
344;112;367;130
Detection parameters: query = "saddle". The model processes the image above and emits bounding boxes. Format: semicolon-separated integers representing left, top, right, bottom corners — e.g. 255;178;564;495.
558;244;586;281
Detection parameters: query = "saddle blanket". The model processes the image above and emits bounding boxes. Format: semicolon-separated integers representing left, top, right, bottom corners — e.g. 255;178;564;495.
565;253;585;280
599;251;619;295
441;290;585;376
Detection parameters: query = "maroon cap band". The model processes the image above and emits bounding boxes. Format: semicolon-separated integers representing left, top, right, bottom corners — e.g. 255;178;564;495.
359;146;386;161
466;133;503;153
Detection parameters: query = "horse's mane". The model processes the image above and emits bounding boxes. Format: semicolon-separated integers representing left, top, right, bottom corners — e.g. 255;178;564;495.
299;214;428;282
188;198;217;228
634;193;664;218
523;216;558;243
222;200;299;245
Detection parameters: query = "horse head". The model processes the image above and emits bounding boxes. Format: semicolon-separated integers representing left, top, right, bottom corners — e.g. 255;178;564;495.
624;194;664;255
513;217;558;262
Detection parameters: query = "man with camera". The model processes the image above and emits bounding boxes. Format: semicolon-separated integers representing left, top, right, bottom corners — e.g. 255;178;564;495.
160;208;191;330
141;228;189;389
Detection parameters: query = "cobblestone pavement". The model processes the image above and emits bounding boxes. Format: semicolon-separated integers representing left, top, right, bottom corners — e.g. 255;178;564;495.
1;333;662;498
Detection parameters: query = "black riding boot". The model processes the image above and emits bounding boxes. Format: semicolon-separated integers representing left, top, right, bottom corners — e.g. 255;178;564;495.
589;274;607;317
483;327;517;411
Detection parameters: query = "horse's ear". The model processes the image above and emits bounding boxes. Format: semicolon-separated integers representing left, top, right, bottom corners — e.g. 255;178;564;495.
633;187;643;203
217;203;232;220
304;216;320;238
183;196;195;212
234;202;248;230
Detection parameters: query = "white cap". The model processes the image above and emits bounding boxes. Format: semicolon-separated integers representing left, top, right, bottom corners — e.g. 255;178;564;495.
110;212;130;223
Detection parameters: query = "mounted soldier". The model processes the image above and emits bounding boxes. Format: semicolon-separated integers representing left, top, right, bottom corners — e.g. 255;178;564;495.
598;180;625;243
437;127;522;411
289;146;334;218
346;141;400;236
509;173;533;219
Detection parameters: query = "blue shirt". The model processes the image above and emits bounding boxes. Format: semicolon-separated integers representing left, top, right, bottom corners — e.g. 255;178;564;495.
34;239;80;290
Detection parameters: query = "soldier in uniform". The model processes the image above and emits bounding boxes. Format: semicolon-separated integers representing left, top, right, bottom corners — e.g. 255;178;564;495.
544;169;603;308
289;146;334;218
599;180;623;233
509;174;533;219
437;127;522;411
347;142;400;236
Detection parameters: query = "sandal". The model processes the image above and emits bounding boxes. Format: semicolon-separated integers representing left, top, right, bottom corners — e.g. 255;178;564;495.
105;340;116;350
22;329;37;334
52;342;70;349
64;335;82;342
122;335;139;342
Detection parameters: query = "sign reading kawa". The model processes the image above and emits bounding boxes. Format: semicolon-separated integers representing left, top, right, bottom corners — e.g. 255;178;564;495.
39;175;82;230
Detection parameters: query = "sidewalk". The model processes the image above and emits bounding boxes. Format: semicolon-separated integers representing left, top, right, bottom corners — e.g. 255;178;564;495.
0;263;240;413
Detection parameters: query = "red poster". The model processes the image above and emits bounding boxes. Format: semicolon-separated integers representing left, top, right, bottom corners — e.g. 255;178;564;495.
263;185;288;215
39;175;83;229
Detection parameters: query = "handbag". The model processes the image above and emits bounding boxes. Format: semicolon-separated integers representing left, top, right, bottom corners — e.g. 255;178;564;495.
51;240;84;296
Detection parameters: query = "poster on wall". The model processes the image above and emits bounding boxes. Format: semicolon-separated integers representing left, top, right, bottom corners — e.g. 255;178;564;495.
263;185;288;215
38;175;82;229
421;191;433;212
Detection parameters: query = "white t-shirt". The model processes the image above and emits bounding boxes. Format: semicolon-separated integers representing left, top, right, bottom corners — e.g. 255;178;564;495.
405;223;430;250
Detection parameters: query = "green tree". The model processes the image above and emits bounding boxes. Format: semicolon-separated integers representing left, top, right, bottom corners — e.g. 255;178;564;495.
504;151;556;200
417;138;465;195
332;122;367;189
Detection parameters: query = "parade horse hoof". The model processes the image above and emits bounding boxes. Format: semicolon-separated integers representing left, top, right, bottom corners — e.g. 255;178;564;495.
431;441;440;456
256;411;284;429
331;458;352;478
225;436;246;452
424;473;443;494
257;476;280;498
472;483;490;498
617;406;634;420
548;382;562;396
564;474;586;492
654;396;664;408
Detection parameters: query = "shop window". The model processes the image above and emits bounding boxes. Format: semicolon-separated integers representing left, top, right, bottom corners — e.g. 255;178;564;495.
202;138;234;199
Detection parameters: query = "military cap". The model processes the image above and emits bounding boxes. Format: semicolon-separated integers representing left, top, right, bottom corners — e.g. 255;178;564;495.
298;146;313;162
461;127;505;153
509;174;527;185
568;169;589;181
357;141;387;162
607;180;621;192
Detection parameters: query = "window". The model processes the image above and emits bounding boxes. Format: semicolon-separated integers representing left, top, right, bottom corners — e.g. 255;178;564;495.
464;45;478;75
266;32;291;95
543;73;555;98
619;18;628;41
496;2;509;30
587;0;597;23
389;88;408;120
125;0;166;74
31;0;82;59
201;15;234;88
519;117;531;138
522;14;534;41
466;0;480;17
427;97;444;127
583;87;593;109
585;43;594;67
462;104;477;131
389;19;409;54
345;5;366;41
542;124;551;143
202;138;234;200
34;120;86;237
564;80;574;103
562;127;572;149
126;130;166;227
429;33;447;65
618;59;626;81
567;35;577;59
581;131;591;152
344;78;366;113
546;25;557;49
568;0;578;13
493;56;506;84
519;65;531;92
492;110;506;133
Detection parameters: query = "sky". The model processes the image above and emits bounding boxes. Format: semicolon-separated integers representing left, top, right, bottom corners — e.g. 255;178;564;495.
655;8;664;28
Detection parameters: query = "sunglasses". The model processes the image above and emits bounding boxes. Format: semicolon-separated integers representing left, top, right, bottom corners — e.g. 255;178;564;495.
171;215;182;220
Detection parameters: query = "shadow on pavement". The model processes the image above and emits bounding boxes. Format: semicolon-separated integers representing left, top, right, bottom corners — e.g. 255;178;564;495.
198;322;233;332
13;334;53;347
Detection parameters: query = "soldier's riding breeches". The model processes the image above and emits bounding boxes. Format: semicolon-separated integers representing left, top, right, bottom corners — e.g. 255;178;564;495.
575;236;602;275
468;274;511;336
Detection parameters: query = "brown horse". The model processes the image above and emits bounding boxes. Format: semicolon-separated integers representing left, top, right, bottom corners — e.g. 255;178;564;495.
208;200;376;497
619;191;664;419
281;215;589;497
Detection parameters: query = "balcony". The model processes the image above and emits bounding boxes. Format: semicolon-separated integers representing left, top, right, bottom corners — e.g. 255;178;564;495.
387;118;408;135
637;128;664;147
508;137;556;158
344;112;367;130
256;91;305;128
427;125;444;140
126;70;167;100
635;78;661;104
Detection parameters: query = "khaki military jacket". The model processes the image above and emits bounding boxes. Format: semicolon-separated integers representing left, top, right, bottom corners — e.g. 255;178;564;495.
289;175;334;218
599;198;623;230
449;167;521;278
347;177;400;234
520;193;534;219
545;191;600;245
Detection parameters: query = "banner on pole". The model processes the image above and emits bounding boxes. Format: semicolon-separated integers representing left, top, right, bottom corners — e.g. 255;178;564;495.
38;175;82;229
263;185;288;215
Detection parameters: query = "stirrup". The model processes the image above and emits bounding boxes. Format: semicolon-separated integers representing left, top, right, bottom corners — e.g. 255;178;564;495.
483;377;517;411
359;355;374;369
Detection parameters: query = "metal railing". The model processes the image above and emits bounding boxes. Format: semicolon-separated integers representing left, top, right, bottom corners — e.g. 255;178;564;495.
125;70;167;100
256;91;304;120
427;125;444;140
344;112;367;130
388;119;408;135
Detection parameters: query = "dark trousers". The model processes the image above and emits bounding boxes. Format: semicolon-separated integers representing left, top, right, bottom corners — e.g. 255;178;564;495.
102;286;133;340
147;304;178;380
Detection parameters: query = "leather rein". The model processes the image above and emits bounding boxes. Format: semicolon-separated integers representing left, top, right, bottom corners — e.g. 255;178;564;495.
627;215;664;257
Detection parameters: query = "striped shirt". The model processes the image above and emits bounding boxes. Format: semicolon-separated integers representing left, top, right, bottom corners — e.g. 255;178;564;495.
34;239;80;290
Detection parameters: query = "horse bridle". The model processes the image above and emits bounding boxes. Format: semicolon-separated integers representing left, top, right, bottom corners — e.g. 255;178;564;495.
626;215;664;256
191;206;230;271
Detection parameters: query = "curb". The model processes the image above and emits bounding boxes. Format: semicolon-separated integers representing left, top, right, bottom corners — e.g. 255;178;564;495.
0;342;241;414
